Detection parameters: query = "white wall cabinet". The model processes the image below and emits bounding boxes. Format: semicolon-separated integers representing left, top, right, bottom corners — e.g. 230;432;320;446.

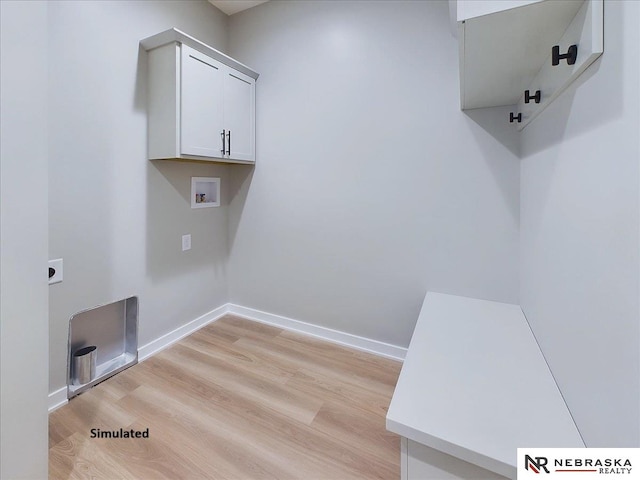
141;29;258;164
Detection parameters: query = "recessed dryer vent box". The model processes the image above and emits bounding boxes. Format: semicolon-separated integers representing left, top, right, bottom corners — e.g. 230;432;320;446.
67;296;138;399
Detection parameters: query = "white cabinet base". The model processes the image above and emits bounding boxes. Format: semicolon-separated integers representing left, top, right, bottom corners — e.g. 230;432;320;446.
387;293;584;480
402;438;508;480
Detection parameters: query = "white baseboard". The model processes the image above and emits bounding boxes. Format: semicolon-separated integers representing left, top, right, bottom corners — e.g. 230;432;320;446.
48;386;68;412
138;304;229;362
228;304;407;361
49;302;405;411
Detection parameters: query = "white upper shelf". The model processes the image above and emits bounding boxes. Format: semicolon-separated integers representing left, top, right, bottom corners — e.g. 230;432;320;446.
140;28;259;80
458;0;603;129
456;0;542;23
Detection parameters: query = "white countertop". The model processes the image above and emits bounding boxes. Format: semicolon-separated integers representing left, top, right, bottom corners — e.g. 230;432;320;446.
386;292;584;479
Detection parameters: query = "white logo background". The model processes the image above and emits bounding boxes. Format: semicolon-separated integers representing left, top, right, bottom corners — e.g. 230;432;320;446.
517;448;640;479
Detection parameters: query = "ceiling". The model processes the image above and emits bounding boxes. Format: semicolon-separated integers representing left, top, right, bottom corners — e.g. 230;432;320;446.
208;0;269;16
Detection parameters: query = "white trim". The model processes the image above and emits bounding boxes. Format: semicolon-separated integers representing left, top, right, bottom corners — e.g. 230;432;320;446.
48;386;68;412
228;304;407;361
138;304;229;362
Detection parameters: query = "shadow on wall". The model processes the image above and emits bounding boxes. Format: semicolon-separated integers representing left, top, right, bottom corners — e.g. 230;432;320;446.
227;164;255;248
146;160;229;281
461;106;521;224
464;106;520;158
134;44;147;113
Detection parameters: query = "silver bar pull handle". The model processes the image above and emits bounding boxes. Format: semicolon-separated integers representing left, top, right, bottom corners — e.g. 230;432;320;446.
221;129;226;155
226;130;231;156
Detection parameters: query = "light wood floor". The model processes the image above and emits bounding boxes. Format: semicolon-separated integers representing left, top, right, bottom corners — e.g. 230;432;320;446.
49;315;403;479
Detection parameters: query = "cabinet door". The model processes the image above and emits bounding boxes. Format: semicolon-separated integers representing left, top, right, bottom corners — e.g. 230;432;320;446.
180;44;224;158
223;68;255;162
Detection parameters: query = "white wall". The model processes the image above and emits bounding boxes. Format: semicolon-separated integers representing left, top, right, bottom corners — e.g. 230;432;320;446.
520;0;639;447
48;0;231;394
227;0;520;348
0;1;50;477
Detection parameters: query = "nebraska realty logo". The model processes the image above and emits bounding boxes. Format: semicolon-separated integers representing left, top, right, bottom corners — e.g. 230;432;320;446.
518;449;640;479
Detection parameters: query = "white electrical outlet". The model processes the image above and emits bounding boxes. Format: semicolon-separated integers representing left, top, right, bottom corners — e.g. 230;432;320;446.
49;258;63;284
182;234;191;251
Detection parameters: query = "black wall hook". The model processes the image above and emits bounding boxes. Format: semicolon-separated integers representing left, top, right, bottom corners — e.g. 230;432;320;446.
552;45;578;66
525;90;541;104
510;112;522;123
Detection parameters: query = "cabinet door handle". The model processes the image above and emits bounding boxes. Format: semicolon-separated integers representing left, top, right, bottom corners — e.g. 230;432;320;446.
226;130;231;156
221;129;226;155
